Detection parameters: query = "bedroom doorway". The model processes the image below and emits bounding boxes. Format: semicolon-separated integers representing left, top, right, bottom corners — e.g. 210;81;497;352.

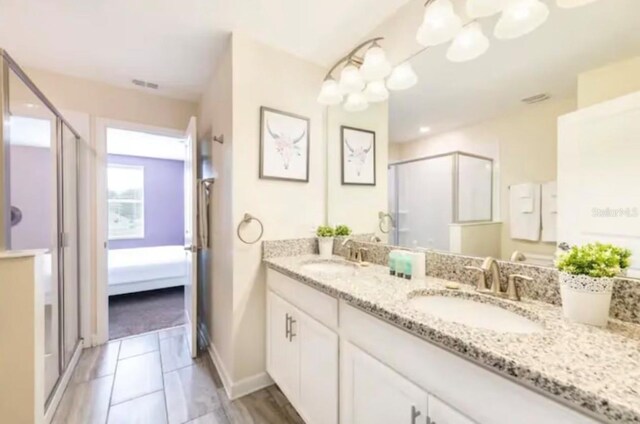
104;124;189;340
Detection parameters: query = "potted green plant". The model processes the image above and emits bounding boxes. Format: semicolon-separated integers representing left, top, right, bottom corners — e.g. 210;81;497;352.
556;242;631;326
316;225;335;259
334;225;352;237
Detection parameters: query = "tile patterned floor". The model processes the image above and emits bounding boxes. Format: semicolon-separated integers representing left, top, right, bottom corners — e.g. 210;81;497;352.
52;326;304;424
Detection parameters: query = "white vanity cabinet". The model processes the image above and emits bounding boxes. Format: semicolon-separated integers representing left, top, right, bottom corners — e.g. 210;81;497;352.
341;341;429;424
266;270;339;424
266;268;600;424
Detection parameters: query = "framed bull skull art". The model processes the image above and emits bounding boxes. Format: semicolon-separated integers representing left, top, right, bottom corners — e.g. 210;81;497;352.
260;106;310;182
341;126;376;186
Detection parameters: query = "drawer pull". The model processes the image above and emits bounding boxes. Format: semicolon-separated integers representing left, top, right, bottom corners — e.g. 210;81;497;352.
411;406;421;424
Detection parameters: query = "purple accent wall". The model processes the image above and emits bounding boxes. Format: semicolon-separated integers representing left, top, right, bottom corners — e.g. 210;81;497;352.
108;154;184;249
9;145;53;250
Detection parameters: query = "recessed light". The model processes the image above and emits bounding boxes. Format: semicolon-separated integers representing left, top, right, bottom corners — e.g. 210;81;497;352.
25;103;36;108
419;126;431;134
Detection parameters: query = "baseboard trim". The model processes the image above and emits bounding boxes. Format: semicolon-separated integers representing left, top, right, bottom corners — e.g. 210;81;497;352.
205;342;273;401
44;339;84;424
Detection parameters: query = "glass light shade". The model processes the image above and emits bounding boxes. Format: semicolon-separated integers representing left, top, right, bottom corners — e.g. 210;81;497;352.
446;22;490;62
339;64;365;94
360;46;392;81
386;62;418;91
416;0;463;47
364;81;389;102
494;0;549;40
466;0;505;18
317;79;343;105
557;0;598;8
343;92;369;112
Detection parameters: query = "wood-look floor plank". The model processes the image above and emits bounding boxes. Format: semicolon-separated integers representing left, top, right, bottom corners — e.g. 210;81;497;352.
51;375;113;424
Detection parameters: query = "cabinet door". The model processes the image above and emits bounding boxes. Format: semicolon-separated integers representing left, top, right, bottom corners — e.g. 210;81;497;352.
266;291;299;403
298;312;338;424
429;395;475;424
341;342;428;424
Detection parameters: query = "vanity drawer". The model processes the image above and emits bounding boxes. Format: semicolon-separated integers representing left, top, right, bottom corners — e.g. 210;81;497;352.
267;268;338;330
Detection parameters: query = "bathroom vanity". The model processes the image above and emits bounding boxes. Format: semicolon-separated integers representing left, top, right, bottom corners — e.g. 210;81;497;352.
264;255;640;424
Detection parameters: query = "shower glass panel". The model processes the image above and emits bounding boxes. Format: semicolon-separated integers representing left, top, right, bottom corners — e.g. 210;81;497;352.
393;155;454;249
5;64;60;398
0;50;82;407
457;154;492;222
390;152;493;250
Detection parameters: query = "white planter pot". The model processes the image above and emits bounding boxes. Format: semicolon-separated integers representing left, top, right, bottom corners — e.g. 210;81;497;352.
318;237;334;259
559;271;614;327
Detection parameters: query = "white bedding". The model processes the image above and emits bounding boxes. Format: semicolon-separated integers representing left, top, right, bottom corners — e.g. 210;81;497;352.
108;246;187;294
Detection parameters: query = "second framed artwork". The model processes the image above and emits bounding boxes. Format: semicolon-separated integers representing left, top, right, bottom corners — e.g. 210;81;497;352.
260;106;310;182
341;126;376;186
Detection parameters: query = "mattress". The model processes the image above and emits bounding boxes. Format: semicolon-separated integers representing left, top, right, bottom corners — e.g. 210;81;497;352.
108;245;187;286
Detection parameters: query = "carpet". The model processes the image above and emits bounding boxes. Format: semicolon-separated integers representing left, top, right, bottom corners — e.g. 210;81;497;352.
109;286;186;340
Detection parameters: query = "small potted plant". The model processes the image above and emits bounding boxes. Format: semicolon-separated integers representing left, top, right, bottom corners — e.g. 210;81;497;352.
334;225;352;238
556;242;631;327
316;225;335;259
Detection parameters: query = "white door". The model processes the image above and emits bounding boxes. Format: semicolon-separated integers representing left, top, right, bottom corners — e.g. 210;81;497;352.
183;117;198;357
299;312;338;424
266;291;300;404
341;341;428;424
429;395;476;424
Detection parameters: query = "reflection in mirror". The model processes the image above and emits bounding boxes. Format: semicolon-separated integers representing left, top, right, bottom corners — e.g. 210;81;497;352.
384;0;640;273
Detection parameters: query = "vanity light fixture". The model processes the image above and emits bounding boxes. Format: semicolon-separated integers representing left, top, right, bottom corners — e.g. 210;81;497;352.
556;0;599;8
416;0;463;47
494;0;550;40
416;0;591;65
447;22;490;62
317;37;417;111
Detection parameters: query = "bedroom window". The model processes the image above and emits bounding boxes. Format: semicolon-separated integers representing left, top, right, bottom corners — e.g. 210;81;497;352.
108;165;145;239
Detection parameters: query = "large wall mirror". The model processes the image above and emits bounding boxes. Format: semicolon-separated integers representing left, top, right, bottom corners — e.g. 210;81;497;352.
326;0;640;276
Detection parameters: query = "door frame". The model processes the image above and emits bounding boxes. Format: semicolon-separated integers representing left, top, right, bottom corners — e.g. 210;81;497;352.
94;118;186;345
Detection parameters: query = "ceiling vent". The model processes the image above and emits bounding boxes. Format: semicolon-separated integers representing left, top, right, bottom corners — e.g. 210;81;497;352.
521;93;551;104
132;79;159;90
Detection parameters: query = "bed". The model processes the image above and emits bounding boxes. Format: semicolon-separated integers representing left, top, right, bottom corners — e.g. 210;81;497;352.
108;245;187;296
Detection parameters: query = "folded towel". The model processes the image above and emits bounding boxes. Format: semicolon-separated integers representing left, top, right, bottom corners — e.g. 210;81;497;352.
509;183;541;241
541;181;557;242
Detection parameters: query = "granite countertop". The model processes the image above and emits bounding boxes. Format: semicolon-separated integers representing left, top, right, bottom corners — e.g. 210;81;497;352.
264;254;640;424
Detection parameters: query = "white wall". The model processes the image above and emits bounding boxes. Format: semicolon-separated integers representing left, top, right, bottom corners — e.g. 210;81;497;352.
393;96;576;260
327;102;389;237
578;56;640;109
197;35;235;381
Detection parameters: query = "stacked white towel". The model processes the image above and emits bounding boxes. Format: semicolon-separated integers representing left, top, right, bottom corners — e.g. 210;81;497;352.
541;181;557;242
509;183;541;241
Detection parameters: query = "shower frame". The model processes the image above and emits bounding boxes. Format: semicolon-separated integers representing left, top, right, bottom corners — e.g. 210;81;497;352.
0;48;83;410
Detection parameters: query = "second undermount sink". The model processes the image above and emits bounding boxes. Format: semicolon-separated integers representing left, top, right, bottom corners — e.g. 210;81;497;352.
300;259;359;277
408;294;543;334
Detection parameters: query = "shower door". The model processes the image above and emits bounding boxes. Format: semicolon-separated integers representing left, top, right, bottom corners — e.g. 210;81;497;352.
1;50;82;407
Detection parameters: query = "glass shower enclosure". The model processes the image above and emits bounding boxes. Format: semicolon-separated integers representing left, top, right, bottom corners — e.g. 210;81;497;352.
0;49;82;408
389;152;493;250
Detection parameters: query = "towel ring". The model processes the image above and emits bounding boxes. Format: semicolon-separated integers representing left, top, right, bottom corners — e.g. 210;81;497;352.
378;211;395;234
237;213;264;245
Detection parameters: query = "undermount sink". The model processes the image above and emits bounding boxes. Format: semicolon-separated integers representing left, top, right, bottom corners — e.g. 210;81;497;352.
408;293;543;334
300;260;359;277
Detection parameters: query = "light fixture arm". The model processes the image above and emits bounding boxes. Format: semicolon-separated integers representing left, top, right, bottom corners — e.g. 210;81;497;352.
323;37;385;80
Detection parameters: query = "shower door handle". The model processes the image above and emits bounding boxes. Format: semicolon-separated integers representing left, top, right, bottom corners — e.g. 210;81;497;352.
184;245;198;253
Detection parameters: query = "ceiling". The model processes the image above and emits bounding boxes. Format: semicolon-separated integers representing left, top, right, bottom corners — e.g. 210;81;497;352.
390;0;640;143
0;0;410;101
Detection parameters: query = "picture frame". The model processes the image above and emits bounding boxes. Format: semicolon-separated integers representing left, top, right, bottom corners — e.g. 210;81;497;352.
259;106;310;182
341;126;376;186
